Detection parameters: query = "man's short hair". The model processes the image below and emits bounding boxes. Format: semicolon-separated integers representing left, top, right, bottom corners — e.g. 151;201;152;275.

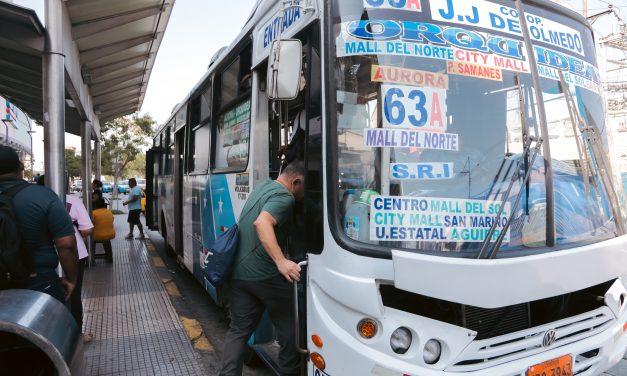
0;145;20;174
128;178;137;186
93;179;103;188
281;160;305;179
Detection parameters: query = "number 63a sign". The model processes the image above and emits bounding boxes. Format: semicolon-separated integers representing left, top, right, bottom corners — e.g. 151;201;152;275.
382;84;448;133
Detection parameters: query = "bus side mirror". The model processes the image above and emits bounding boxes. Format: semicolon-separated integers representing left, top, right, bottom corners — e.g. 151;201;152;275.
267;39;302;100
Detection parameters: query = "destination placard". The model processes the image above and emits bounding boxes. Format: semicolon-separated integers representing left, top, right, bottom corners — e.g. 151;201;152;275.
370;196;510;242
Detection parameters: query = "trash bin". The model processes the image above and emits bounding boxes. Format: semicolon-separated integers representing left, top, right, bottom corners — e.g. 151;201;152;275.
0;289;80;376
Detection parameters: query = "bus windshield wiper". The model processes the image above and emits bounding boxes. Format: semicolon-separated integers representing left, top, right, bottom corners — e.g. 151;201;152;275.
558;71;625;233
477;135;543;259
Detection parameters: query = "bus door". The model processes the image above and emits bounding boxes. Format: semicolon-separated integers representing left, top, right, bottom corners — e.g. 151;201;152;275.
145;147;161;230
174;127;185;257
248;23;324;369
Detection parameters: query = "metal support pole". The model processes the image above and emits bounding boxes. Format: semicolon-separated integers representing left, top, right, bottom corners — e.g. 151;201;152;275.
81;121;92;210
583;0;588;18
43;0;66;200
81;121;93;265
95;140;102;181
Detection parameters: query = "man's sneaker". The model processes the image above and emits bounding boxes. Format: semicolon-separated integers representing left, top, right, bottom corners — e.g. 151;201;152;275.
124;233;133;239
136;234;148;240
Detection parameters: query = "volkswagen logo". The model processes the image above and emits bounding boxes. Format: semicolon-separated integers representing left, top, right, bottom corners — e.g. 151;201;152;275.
542;329;557;347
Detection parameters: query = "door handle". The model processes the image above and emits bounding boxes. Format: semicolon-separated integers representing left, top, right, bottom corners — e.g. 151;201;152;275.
293;260;309;355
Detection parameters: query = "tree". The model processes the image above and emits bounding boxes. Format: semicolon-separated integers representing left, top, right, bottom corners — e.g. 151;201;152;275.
100;114;155;187
65;148;81;178
126;154;146;178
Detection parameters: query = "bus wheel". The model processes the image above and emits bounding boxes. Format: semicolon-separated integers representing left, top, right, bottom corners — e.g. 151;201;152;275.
243;346;263;367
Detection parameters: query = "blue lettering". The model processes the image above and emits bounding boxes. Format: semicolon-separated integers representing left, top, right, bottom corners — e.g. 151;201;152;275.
442;28;488;52
392;164;409;179
417;164;434;179
487;37;522;59
374;197;383;210
407;89;427;127
402;21;445;45
347;20;401;40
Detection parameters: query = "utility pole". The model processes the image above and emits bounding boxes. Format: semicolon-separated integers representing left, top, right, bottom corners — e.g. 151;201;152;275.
583;0;588;17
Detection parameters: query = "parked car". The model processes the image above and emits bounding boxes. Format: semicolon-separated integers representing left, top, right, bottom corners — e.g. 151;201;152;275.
136;178;146;190
101;181;113;193
117;180;130;194
72;180;82;192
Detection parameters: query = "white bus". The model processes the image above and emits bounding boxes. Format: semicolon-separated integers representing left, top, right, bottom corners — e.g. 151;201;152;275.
146;0;627;374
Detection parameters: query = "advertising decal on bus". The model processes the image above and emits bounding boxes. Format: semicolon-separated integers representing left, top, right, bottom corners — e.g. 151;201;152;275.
364;128;459;151
369;196;510;242
337;20;602;93
364;0;422;12
382;84;447;132
371;65;449;89
447;61;503;81
391;162;454;180
252;0;318;66
429;0;585;57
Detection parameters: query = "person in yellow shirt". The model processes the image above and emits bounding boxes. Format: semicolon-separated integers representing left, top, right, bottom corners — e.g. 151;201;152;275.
92;198;115;262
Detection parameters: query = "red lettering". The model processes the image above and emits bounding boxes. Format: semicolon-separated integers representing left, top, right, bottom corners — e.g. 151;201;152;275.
400;69;411;83
373;66;384;81
406;0;421;11
425;73;435;88
430;92;444;128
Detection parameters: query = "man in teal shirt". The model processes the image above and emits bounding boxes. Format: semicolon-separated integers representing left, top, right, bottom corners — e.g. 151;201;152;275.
219;161;305;376
122;178;146;239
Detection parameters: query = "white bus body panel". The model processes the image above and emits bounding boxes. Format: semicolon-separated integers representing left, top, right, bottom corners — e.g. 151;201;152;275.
306;244;627;375
392;235;627;308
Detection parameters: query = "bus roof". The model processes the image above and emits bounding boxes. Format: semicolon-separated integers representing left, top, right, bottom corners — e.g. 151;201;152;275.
154;0;288;136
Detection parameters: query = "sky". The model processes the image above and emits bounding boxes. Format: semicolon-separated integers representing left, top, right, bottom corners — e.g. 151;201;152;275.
12;0;257;171
8;0;627;171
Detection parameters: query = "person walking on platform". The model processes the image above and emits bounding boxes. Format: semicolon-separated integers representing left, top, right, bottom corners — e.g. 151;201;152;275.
219;161;305;376
0;145;78;303
122;178;146;239
65;191;93;336
92;198;115;262
91;179;103;205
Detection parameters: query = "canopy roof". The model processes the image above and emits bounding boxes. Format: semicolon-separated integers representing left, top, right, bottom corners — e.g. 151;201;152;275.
0;0;173;136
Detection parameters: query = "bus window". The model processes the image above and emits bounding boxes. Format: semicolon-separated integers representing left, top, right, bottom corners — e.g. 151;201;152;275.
164;125;173;175
200;82;212;123
188;122;211;172
214;99;250;170
175;106;186;129
220;57;240;107
213;45;252;172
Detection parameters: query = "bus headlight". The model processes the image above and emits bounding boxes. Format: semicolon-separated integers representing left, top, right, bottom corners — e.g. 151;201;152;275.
390;327;412;354
423;339;442;364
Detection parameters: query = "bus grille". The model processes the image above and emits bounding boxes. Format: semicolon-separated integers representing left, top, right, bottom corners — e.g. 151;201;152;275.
463;304;530;340
447;306;613;372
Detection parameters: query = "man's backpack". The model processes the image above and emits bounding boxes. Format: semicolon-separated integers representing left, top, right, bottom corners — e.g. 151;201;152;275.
202;223;239;286
0;181;31;287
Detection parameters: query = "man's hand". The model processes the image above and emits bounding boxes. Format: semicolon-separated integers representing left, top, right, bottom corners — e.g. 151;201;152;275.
277;258;301;283
61;277;76;301
122;201;127;206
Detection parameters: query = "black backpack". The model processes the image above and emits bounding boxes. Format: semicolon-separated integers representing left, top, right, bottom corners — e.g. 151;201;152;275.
0;181;31;287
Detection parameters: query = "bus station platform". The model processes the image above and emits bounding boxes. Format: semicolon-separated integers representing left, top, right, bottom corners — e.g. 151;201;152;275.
75;214;206;376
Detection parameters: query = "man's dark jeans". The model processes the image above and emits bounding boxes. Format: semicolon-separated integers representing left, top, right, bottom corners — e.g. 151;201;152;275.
26;271;65;304
219;275;301;376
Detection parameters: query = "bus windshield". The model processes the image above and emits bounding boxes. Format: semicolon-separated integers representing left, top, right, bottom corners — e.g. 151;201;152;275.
331;0;623;256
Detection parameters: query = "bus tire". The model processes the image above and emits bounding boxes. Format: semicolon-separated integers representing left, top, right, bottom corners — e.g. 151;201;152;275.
243;345;263;367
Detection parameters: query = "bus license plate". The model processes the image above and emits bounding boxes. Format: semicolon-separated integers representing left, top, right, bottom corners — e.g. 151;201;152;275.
527;355;572;376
